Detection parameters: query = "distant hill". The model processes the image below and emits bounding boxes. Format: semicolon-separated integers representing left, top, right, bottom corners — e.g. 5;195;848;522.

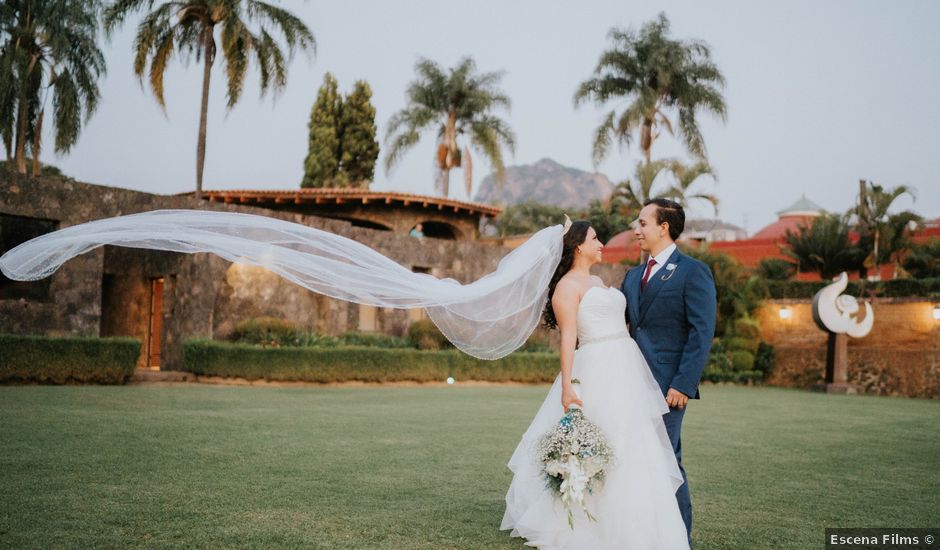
473;158;612;209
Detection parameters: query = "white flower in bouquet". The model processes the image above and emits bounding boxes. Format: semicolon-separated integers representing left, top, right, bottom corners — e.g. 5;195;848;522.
535;402;613;529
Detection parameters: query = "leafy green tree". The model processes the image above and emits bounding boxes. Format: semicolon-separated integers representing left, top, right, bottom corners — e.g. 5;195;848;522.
385;56;516;198
782;213;866;280
338;80;378;186
574;12;726;165
683;245;764;337
302;72;341;188
582;199;631;243
756;258;796;281
0;0;105;175
302;76;378;188
901;239;940;279
849;180;922;278
103;0;315;200
495;202;567;237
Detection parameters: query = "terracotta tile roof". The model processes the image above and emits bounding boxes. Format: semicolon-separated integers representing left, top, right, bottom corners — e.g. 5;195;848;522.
176;187;502;217
751;215;817;240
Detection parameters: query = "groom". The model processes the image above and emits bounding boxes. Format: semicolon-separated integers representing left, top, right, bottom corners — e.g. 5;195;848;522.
620;198;717;548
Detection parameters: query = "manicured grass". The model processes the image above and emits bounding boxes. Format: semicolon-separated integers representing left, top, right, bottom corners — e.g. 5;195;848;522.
0;384;937;549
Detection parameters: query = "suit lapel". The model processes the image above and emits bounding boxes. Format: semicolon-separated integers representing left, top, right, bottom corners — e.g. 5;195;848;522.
637;248;682;325
626;266;642;325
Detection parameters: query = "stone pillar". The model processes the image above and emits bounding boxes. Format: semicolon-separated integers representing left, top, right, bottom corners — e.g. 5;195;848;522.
825;332;858;394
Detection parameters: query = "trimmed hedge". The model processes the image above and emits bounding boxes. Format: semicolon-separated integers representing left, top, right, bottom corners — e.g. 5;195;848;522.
0;333;140;384
764;277;940;300
183;339;559;383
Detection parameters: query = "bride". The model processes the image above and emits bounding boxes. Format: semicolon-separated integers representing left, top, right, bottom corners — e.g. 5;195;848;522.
500;219;690;549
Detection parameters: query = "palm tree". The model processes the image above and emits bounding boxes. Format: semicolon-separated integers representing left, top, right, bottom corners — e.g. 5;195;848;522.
574;12;726;166
782;213;866;280
608;158;718;218
659;159;719;215
608;158;671;216
103;0;315;199
384;57;516;198
849;179;922;278
0;0;106;175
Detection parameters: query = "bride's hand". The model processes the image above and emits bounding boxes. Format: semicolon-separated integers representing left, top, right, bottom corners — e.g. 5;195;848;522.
562;384;583;412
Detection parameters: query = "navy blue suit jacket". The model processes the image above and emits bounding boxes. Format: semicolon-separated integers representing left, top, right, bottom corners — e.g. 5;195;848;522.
619;247;717;400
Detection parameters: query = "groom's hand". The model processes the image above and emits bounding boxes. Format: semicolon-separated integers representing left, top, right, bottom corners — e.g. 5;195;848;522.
666;388;689;409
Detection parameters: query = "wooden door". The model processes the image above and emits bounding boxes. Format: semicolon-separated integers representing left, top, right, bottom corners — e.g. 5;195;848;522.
148;277;164;369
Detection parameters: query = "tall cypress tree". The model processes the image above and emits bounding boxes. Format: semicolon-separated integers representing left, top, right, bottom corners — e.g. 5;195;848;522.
302;73;342;188
338;80;379;187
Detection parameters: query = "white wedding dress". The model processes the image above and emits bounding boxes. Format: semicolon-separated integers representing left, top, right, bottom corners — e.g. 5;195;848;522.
500;286;690;549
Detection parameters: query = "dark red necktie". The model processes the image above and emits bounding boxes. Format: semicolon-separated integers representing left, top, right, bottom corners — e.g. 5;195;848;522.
641;258;657;292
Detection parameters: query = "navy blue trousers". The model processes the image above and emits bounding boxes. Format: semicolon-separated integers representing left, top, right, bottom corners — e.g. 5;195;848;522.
663;405;693;548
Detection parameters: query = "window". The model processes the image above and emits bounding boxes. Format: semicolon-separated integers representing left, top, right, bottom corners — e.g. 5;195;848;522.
0;213;58;300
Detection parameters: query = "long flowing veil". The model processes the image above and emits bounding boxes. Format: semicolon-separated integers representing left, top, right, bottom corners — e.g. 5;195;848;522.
0;209;563;360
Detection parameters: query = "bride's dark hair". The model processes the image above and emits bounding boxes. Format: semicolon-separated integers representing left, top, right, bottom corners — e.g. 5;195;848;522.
542;220;592;330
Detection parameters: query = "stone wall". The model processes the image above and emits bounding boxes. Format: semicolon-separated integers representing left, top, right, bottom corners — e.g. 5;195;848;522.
755;299;940;398
1;173;628;370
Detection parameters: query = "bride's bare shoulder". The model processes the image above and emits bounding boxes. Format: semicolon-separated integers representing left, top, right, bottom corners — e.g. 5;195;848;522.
554;276;586;302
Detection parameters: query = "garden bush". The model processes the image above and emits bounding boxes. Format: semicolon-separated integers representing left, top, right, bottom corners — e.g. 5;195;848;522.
336;331;413;349
732;318;761;340
763;277;940;300
730;350;756;372
407;319;452;350
232;317;311;346
724;336;759;354
183;339;556;383
754;341;776;376
756;258;796;281
0;333;140;384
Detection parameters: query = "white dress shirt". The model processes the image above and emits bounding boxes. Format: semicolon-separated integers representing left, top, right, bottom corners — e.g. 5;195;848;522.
644;242;677;281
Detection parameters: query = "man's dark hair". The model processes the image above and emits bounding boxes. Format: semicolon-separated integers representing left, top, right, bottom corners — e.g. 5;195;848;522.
643;198;685;241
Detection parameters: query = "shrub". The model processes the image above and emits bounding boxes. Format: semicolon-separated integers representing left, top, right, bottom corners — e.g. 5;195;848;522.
763;278;940;300
724;336;759;354
0;333;140;384
732;318;761;340
754;341;775;376
407;319;452;350
337;331;413;349
519;332;553;353
183;339;557;383
730;350;755;372
233;317;307;346
757;258;796;281
901;238;940;279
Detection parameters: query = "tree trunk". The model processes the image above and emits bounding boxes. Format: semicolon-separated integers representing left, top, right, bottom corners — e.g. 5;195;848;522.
440;107;458;197
641;117;654;164
195;28;216;201
30;109;43;176
14;92;28;174
14;54;40;174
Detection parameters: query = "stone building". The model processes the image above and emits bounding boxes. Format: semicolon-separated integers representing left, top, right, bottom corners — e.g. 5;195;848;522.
0;173;541;372
188;187;500;240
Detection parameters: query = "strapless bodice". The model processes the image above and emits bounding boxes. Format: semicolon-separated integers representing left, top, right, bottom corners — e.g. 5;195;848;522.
577;286;629;345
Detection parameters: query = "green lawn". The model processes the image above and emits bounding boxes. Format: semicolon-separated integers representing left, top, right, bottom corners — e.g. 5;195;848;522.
0;384;937;549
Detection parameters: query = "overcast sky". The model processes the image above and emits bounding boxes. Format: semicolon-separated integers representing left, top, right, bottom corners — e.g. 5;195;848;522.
16;0;940;235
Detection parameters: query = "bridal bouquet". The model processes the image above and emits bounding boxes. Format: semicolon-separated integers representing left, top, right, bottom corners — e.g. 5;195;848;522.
535;394;613;528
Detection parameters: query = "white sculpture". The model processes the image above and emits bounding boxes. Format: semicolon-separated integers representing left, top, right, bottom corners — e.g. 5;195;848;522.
812;272;874;338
